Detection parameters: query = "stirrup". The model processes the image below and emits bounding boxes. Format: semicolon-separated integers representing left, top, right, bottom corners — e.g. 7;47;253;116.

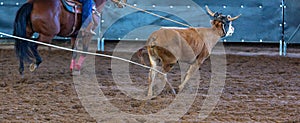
87;29;96;35
81;29;96;35
82;29;96;35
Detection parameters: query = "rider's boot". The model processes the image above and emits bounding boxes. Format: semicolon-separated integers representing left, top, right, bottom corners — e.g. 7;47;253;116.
84;21;96;35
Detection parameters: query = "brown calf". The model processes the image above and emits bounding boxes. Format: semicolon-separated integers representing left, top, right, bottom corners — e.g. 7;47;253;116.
139;6;240;97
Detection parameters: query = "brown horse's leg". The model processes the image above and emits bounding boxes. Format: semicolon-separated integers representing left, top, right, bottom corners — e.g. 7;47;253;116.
29;34;53;72
75;35;92;70
70;37;77;71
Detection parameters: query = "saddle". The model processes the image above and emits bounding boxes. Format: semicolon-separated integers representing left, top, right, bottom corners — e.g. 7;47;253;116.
61;0;99;15
61;0;100;36
61;0;82;14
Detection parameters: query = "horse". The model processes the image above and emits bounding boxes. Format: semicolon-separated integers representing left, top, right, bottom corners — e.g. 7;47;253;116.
13;0;126;77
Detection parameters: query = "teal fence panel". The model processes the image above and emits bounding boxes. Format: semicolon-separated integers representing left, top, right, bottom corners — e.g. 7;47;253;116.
0;0;298;44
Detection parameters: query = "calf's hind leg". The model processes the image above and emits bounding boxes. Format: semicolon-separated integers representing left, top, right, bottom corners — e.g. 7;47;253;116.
147;54;159;97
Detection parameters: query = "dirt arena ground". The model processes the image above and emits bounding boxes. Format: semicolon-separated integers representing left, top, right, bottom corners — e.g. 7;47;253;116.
0;42;299;122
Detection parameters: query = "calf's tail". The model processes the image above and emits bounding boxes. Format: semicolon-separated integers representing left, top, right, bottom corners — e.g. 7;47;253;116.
137;46;146;65
137;36;158;65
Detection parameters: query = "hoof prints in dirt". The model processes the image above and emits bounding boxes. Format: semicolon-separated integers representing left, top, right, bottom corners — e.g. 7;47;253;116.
0;48;299;122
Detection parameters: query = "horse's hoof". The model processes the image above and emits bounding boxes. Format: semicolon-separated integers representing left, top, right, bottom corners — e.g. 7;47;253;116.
169;88;177;95
72;70;81;76
29;63;37;72
21;74;24;79
0;82;7;87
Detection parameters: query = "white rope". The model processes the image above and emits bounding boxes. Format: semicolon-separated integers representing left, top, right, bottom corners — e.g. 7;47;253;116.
118;1;192;28
0;32;166;75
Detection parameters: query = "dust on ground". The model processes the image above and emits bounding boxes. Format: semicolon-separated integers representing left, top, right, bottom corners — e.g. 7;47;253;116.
0;42;299;122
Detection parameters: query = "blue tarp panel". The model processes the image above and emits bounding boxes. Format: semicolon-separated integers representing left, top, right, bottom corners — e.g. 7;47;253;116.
0;0;26;36
100;0;211;40
284;0;300;44
192;0;283;42
101;0;283;42
0;0;297;44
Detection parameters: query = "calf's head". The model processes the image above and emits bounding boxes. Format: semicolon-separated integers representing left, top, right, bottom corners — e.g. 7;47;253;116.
206;6;241;37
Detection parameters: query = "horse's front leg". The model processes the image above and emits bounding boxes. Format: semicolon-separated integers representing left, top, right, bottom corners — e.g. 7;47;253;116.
29;34;51;72
29;43;42;72
75;35;92;72
70;37;77;71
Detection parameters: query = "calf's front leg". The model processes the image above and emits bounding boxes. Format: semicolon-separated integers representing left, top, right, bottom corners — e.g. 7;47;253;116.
178;62;200;92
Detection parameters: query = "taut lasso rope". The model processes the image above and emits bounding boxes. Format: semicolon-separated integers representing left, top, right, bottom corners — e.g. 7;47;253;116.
118;1;192;28
0;32;166;76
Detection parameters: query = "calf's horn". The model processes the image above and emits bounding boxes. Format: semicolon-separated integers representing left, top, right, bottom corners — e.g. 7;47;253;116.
205;6;215;17
228;14;241;21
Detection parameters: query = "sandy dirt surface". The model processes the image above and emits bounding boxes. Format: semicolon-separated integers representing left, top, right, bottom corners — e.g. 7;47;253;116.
0;42;299;122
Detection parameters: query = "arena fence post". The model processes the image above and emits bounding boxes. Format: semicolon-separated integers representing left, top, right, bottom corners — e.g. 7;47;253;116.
279;40;283;56
283;41;287;56
280;0;286;56
101;38;105;51
97;37;105;51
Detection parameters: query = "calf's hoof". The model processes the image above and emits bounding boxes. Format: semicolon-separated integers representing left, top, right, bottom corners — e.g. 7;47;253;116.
178;85;184;92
